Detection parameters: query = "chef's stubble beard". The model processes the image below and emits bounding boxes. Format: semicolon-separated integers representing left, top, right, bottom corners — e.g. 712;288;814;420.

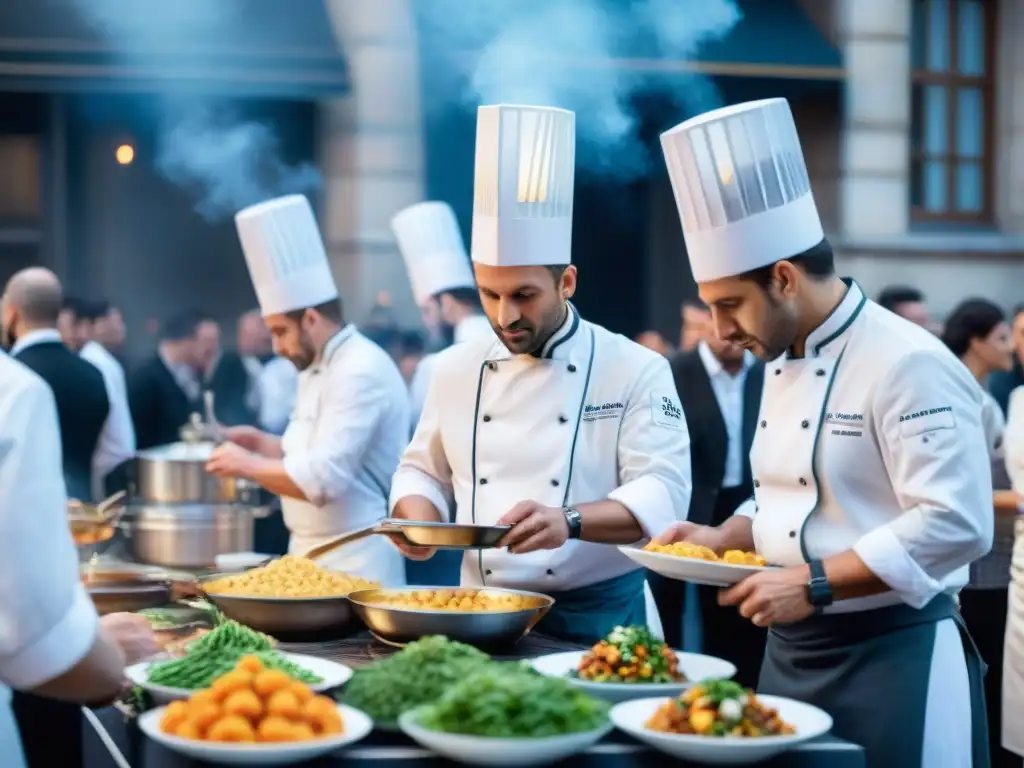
755;294;800;361
492;299;567;356
289;331;317;371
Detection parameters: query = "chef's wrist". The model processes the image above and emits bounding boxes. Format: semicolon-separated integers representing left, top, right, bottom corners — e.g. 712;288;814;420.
715;515;755;552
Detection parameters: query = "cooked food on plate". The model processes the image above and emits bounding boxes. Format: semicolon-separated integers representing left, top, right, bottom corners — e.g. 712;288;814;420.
645;679;795;737
360;588;543;612
202;555;377;598
644;541;767;567
71;523;115;546
574;625;686;684
414;665;609;737
341;635;492;727
159;655;343;742
147;619;321;690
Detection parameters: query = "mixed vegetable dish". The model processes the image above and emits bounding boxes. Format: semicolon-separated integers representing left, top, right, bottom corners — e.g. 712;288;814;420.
574;625;686;684
645;679;796;737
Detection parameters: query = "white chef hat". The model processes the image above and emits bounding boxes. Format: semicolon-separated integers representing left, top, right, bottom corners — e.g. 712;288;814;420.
234;195;338;316
471;104;576;267
391;201;475;306
660;98;824;283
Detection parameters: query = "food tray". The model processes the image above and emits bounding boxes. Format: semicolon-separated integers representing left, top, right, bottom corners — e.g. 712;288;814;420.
618;546;771;587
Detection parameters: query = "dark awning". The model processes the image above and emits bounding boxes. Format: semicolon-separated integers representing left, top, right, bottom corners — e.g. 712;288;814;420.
0;0;348;97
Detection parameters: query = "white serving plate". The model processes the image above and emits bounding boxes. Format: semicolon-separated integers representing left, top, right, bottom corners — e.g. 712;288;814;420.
139;702;372;766
127;653;352;704
610;695;833;766
398;708;613;766
530;650;737;703
618;546;770;587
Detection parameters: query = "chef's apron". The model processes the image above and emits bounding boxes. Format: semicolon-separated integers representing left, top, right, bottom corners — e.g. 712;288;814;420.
760;593;988;767
280;401;405;587
1002;516;1024;757
537;569;648;646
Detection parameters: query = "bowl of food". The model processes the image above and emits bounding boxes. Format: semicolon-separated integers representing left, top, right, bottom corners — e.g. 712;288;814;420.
80;569;172;615
138;654;373;765
531;625;736;703
198;556;378;638
347;587;553;648
618;542;772;587
398;665;612;766
609;679;833;765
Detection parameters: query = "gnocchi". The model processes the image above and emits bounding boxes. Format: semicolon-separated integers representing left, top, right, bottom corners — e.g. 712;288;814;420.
202;555;377;598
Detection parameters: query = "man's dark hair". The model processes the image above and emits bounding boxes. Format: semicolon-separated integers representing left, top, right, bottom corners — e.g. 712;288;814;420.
1012;303;1024;321
397;330;426;356
740;239;836;288
877;285;925;313
545;265;569;283
439;287;482;312
77;299;109;323
284;299;344;326
941;298;1005;358
160;311;201;342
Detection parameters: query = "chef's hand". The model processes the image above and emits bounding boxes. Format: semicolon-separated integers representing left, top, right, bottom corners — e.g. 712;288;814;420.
99;612;161;665
719;566;814;628
206;442;258;478
386;534;437;562
653;521;728;554
497;501;569;554
223;425;271;455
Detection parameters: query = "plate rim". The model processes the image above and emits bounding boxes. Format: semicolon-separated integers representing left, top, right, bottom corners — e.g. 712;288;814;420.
619;545;771;574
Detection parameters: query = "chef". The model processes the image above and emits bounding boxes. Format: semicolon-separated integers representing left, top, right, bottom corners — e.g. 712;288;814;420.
391;201;492;429
655;98;990;766
388;104;692;644
1002;385;1024;760
206;195;408;585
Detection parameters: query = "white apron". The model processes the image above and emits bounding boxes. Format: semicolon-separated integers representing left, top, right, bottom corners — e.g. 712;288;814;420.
1003;516;1024;756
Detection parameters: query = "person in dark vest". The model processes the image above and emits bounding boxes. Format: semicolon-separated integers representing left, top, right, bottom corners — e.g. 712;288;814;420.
196;314;257;427
648;310;765;684
1;269;113;502
128;312;203;450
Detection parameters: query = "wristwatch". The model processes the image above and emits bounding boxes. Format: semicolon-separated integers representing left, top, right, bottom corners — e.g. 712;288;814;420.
806;559;834;610
562;506;583;539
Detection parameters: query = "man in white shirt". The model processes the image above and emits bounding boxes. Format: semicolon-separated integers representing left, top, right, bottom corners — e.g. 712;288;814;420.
237;309;298;435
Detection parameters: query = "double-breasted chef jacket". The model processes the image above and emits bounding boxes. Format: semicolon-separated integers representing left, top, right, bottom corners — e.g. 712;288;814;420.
735;279;992;767
281;325;409;586
390;303;692;641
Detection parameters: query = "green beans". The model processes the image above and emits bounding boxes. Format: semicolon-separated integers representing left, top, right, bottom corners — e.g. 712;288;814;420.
145;620;322;690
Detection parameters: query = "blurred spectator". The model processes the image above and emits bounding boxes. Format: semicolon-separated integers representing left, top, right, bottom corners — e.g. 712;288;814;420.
680;298;711;352
876;285;940;333
362;290;400;353
396;331;427;384
236;309;297;436
197;314;256;427
991;304;1024;416
93;303;127;356
635;330;673;357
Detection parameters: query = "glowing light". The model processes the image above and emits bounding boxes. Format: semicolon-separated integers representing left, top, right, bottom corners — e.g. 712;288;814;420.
116;145;135;165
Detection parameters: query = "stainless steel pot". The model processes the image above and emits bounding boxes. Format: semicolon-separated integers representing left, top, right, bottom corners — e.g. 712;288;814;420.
122;503;266;569
130;442;262;505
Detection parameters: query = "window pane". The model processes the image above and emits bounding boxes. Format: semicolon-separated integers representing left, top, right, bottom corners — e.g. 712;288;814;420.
955;162;983;213
910;157;924;207
927;0;950;71
957;0;985;75
924;161;947;211
924;86;948;154
956;88;984;158
912;0;928;69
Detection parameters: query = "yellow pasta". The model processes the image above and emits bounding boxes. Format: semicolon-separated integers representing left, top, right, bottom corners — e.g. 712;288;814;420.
645;542;767;567
203;556;377;598
363;588;541;613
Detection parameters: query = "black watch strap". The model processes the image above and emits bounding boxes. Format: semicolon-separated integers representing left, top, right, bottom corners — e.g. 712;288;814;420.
563;506;583;539
807;559;833;609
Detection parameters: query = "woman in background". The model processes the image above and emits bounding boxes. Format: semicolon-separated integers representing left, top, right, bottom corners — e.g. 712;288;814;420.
942;298;1016;767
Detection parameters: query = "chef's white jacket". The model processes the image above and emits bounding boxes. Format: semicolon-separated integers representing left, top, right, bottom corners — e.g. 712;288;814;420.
0;351;102;767
390;304;692;593
408;314;493;430
734;280;992;613
280;326;408;585
81;339;136;495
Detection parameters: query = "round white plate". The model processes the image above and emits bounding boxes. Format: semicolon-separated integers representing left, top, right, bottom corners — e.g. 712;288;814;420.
610;695;833;766
398;708;613;766
139;702;372;766
618;546;770;587
128;653;353;704
530;650;737;702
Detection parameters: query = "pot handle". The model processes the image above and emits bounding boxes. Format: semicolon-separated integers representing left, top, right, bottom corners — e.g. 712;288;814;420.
301;520;388;561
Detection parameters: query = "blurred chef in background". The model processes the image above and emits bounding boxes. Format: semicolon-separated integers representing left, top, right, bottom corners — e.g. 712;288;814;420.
391;201;491;430
388;105;691;644
237;310;298;435
196;313;257;428
206;195;408;585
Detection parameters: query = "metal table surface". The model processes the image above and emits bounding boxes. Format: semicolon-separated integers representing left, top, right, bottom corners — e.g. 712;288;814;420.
83;631;866;768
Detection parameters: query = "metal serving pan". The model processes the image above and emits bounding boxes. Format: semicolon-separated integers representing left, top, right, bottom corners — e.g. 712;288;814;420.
302;520;511;561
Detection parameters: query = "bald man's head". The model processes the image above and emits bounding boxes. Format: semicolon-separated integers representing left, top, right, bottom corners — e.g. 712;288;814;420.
4;268;63;325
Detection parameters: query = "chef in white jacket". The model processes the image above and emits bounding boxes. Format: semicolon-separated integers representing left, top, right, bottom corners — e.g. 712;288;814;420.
1002;385;1024;758
656;98;990;767
206;195;408;585
391;201;492;430
388;105;692;644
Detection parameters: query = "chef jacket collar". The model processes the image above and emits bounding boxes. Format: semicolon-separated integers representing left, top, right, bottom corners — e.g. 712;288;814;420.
796;278;867;359
312;323;356;373
10;328;62;356
485;301;582;363
697;339;755;378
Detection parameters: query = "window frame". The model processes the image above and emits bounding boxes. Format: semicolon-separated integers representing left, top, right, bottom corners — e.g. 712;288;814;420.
909;0;997;225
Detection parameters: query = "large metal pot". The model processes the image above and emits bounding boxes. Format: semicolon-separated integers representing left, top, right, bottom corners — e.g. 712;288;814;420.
130;442;262;505
122;504;264;569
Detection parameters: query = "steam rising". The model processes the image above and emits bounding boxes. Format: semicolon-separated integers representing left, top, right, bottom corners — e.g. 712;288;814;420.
69;0;321;221
420;0;742;177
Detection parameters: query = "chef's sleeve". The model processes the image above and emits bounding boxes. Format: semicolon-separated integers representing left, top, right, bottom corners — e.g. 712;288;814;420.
281;364;392;506
1004;386;1024;498
0;376;100;690
607;357;692;538
389;357;453;520
854;350;993;609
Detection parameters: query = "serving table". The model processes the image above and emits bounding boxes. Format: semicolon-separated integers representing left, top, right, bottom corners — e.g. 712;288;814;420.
83;630;865;768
